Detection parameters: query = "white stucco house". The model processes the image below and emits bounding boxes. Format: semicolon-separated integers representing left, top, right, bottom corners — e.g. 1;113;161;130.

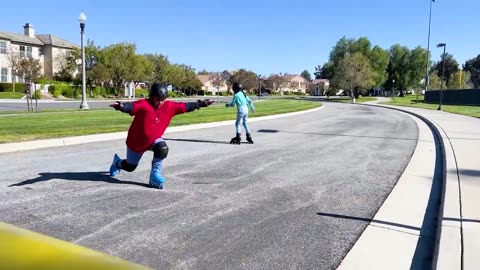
197;73;229;94
0;23;78;83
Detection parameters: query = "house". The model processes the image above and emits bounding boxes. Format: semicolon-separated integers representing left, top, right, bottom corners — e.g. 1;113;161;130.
197;73;229;94
310;79;330;96
0;23;78;83
263;74;310;94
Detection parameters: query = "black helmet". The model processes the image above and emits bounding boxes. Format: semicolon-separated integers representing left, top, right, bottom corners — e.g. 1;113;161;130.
232;82;242;93
149;83;168;100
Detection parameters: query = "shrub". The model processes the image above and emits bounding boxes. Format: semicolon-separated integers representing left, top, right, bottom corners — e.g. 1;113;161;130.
0;83;26;92
136;89;149;98
33;90;41;99
92;86;108;98
48;84;80;98
48;85;62;98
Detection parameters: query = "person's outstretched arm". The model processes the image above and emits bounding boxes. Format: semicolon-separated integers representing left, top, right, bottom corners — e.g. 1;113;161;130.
246;96;255;112
174;99;215;115
225;95;238;108
110;101;136;115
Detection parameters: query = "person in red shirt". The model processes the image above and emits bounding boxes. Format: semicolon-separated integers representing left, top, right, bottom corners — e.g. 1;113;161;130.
109;83;214;189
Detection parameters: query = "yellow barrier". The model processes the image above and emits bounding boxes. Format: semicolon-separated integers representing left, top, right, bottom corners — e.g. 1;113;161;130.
0;222;149;270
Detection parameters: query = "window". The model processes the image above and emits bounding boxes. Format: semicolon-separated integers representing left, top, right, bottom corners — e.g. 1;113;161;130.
19;46;32;58
27;46;32;58
0;41;6;54
19;46;25;57
1;68;7;82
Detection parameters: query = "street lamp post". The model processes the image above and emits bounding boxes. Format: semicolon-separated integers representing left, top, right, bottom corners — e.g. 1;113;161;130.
79;12;89;109
392;79;396;103
437;43;446;111
422;0;436;104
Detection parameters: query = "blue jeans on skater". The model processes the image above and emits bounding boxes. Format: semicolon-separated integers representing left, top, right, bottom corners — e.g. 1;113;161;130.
236;105;251;134
125;138;164;180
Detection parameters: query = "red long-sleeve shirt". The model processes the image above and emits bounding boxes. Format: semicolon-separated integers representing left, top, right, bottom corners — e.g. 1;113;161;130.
126;99;187;152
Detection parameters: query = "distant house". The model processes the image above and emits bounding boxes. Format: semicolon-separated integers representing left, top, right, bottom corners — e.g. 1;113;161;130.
197;73;229;94
0;23;78;83
310;79;330;96
264;74;310;94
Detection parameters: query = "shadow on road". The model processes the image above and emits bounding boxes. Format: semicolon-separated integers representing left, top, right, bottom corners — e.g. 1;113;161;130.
456;169;480;177
164;138;230;144
8;171;150;188
258;129;421;142
443;217;480;224
317;212;421;231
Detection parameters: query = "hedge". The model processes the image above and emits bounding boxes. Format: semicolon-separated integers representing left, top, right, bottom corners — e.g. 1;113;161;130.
48;85;80;99
0;83;26;92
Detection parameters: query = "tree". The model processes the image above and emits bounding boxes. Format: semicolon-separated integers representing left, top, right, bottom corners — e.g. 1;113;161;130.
163;64;185;89
16;57;42;111
322;37;375;86
84;40;103;88
448;70;471;89
268;74;287;94
464;55;480;88
125;54;153;88
300;70;312;81
228;69;257;93
313;65;322;79
209;72;225;95
428;71;441;90
17;57;42;81
6;45;21;92
197;69;209;75
89;63;109;87
54;50;78;82
317;62;334;79
367;46;390;87
386;44;410;96
332;52;373;103
434;53;459;87
181;66;203;95
408;46;429;94
145;53;170;83
102;42;137;93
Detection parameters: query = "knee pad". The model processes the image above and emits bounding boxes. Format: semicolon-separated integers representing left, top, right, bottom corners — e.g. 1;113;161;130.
121;160;138;172
152;141;169;159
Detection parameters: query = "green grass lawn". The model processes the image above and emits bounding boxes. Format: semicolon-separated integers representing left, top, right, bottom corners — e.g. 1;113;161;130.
0;99;321;143
0;92;25;99
380;95;480;118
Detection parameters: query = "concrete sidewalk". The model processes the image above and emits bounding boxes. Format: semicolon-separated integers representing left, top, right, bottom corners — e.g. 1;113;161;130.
342;98;479;269
385;105;479;270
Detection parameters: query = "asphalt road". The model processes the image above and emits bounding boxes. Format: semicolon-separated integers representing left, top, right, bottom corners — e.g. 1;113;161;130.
0;102;418;269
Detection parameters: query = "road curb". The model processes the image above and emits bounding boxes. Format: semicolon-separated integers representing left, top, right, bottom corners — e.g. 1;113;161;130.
339;103;448;269
0;105;324;154
363;104;463;269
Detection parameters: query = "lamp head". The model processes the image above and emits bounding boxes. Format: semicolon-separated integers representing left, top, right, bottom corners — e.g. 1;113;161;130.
79;12;87;24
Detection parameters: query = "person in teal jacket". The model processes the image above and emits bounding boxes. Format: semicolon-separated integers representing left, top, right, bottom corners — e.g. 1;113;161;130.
225;82;255;144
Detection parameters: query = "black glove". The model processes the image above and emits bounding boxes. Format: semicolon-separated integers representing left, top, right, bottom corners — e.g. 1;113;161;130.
110;101;123;111
197;99;214;107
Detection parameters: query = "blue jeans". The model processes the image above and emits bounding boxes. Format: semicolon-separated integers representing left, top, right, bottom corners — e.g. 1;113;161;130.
126;138;164;171
235;105;251;134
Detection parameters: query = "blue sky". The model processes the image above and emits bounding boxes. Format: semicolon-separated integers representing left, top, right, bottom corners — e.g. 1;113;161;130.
2;0;479;76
